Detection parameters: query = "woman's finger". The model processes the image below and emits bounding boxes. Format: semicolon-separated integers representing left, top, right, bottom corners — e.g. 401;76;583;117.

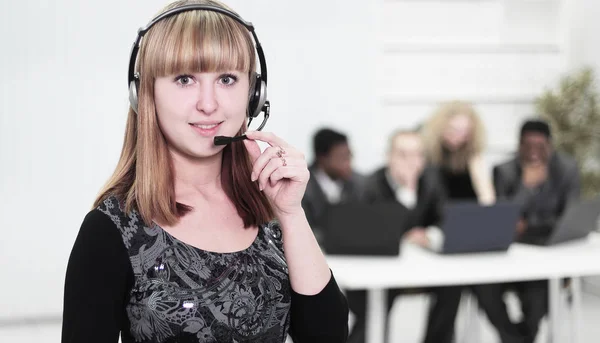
251;146;286;181
269;165;309;187
257;155;295;190
245;131;289;149
242;138;262;163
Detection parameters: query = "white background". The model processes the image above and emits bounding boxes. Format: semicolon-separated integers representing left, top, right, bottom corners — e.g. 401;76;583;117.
1;0;599;320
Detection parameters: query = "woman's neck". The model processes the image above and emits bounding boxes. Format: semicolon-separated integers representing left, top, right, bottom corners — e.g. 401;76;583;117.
171;149;224;198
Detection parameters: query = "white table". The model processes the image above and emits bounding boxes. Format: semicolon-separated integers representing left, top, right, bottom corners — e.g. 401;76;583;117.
327;232;600;343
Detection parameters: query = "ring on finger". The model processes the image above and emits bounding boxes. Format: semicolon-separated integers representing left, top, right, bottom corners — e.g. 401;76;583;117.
281;157;287;166
276;147;285;158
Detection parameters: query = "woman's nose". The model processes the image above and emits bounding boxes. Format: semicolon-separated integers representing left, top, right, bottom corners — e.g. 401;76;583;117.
196;84;218;114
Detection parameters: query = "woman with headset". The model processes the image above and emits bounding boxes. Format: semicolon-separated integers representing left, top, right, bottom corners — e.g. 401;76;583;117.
61;1;348;342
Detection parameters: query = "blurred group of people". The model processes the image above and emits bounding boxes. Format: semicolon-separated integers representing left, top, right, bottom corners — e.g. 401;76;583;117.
301;101;581;343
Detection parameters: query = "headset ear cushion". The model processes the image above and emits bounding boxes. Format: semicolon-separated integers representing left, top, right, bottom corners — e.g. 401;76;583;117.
248;74;259;117
129;79;139;114
248;74;266;118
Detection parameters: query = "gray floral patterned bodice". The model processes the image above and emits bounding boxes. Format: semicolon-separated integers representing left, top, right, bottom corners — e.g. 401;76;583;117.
98;196;291;343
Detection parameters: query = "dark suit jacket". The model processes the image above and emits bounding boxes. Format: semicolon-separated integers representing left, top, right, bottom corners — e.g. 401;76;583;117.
493;152;581;244
362;166;445;231
301;164;366;244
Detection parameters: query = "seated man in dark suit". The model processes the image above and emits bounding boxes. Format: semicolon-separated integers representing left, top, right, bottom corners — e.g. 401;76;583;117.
363;129;444;249
354;129;445;343
301;128;365;245
472;119;581;343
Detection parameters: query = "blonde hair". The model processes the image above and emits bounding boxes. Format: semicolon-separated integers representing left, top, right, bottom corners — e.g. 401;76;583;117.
94;0;273;227
421;101;486;171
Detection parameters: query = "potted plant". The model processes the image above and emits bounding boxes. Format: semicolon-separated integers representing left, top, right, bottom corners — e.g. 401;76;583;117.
535;67;600;201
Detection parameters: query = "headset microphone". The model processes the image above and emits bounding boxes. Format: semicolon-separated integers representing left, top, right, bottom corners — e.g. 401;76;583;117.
214;135;247;145
213;102;270;145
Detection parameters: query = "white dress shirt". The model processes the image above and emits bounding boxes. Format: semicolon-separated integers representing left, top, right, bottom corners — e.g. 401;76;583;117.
385;171;417;209
314;168;344;204
385;169;444;252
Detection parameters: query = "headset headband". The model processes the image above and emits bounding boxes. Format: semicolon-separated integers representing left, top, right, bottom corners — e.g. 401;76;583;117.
127;4;267;88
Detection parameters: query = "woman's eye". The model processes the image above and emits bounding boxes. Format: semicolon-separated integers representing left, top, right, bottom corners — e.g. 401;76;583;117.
175;75;194;87
219;74;238;86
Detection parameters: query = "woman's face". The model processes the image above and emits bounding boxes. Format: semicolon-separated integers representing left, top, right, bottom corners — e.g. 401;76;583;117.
442;114;473;151
153;71;249;159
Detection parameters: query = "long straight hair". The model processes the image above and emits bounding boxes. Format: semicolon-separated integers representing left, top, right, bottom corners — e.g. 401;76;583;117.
94;0;274;228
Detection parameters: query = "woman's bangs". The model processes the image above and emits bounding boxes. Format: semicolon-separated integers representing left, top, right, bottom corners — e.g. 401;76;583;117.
142;11;255;78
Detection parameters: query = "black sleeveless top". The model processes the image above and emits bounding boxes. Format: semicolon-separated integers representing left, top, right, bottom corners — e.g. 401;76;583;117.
439;166;477;200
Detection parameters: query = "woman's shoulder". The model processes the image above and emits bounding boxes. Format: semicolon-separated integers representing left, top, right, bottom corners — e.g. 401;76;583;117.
73;203;132;261
79;207;118;235
86;195;147;250
67;199;135;298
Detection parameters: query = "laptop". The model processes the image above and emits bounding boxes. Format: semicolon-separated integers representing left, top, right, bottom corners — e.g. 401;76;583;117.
321;202;411;256
531;196;600;246
440;201;521;254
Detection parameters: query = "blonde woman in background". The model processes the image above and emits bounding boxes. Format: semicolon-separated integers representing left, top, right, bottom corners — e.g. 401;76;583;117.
418;101;496;343
421;100;495;204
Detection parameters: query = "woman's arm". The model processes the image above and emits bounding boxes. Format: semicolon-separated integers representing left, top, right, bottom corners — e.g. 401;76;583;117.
62;210;133;343
244;130;339;294
278;211;349;342
468;154;496;205
244;131;349;342
278;210;332;294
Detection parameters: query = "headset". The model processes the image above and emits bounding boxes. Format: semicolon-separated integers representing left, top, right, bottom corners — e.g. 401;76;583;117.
127;4;270;144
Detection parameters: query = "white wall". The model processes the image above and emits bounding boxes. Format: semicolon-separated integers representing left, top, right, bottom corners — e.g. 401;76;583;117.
1;0;594;321
566;0;600;294
568;0;600;74
376;0;568;171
